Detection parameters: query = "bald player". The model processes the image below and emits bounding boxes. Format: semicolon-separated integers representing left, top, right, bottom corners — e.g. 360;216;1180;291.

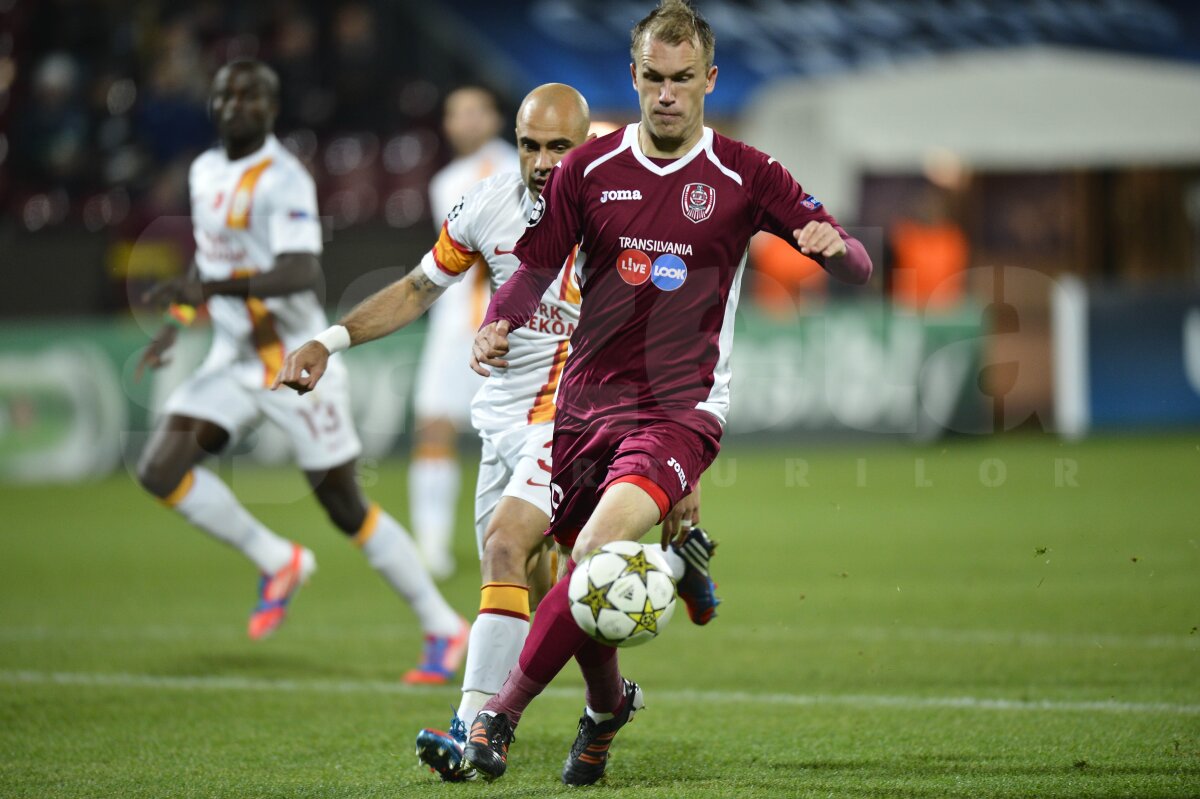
412;86;519;581
275;84;717;782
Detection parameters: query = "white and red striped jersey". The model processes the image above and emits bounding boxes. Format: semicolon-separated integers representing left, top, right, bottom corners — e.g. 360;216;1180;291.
188;135;327;387
419;172;580;434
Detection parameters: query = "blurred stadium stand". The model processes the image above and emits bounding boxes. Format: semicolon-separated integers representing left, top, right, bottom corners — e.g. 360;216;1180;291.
1;0;509;316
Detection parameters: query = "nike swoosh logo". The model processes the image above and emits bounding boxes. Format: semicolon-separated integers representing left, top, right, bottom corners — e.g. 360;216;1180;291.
494;246;516;256
526;478;550;488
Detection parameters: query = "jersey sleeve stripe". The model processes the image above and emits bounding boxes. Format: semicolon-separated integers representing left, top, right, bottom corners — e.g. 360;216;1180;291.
442;220;474;254
582;126;635;177
703;138;744;186
431;220;480;276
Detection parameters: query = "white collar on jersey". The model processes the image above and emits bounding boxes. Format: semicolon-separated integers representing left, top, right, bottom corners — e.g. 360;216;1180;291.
628;123;707;175
584;124;742;186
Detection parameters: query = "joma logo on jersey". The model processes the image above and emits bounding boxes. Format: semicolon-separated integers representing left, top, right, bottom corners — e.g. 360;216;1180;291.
599;189;642;204
667;457;688;491
681;182;716;223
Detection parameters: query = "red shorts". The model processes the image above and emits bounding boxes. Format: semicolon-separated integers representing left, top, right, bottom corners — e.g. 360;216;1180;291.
546;409;723;548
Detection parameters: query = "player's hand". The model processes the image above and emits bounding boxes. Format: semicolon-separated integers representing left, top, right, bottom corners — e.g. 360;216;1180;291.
471;320;511;376
142;276;205;308
794;221;847;258
661;486;700;550
134;325;178;383
273;340;330;394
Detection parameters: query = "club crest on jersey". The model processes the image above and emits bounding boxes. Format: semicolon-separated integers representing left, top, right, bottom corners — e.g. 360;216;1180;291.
527;195;546;227
681;182;716;224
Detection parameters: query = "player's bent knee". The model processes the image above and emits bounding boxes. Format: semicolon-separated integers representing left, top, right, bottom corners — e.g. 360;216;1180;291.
480;530;531;582
135;456;187;500
571;530;623;563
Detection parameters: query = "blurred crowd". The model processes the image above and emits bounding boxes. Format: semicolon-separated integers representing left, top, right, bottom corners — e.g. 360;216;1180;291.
1;0;496;234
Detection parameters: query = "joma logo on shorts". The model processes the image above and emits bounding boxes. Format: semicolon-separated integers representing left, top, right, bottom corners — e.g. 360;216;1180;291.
667;457;688;491
599;189;642;203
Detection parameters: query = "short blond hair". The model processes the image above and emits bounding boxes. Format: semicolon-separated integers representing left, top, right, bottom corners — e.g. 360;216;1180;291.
630;0;715;69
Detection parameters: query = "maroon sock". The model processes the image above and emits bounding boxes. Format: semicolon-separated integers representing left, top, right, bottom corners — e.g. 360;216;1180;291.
479;665;545;728
576;638;623;714
480;563;589;725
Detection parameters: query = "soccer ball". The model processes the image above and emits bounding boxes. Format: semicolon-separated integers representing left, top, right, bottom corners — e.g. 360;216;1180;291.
568;541;676;648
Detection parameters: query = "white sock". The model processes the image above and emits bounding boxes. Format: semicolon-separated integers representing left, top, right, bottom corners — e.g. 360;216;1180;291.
586;707;616;723
171;467;294;573
652;543;687;581
408;457;460;570
359;507;461;636
456;613;529;723
457;690;493;727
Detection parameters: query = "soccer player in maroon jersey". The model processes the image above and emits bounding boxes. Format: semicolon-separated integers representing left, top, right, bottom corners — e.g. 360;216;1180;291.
464;0;873;784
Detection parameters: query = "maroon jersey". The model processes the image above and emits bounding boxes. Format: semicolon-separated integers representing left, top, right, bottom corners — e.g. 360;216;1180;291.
483;124;872;427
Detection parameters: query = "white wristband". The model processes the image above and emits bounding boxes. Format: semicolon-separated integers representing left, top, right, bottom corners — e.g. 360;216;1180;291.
313;325;351;355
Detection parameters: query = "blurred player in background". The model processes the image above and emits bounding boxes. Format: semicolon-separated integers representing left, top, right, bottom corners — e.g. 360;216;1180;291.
135;59;467;684
464;0;872;784
411;87;519;580
274;82;718;782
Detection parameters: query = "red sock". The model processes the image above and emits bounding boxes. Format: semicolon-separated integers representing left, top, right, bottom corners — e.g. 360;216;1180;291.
481;562;589;725
576;638;623;714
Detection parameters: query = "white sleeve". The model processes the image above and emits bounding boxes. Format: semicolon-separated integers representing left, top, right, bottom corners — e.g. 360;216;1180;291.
419;250;464;288
267;166;323;255
419;186;483;288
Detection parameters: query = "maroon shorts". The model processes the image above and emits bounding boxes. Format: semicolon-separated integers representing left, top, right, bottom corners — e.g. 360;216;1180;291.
546;409;723;548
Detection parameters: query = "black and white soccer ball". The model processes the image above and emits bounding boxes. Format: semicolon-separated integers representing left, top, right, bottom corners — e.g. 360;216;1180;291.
568;541;676;647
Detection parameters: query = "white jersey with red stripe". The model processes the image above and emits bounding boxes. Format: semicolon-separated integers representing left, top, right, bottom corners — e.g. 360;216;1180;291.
188;134;327;387
419;172;579;435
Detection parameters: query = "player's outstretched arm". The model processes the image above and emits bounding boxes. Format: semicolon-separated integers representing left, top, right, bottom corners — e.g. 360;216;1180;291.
144;253;323;307
470;320;511;376
200;252;322;300
341;266;447;345
274;265;447;394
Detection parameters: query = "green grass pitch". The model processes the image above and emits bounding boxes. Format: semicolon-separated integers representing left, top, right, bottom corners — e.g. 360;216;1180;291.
1;435;1197;797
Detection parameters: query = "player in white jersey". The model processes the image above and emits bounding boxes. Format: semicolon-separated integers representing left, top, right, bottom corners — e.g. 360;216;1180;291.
135;60;467;684
275;83;715;783
411;87;519;580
